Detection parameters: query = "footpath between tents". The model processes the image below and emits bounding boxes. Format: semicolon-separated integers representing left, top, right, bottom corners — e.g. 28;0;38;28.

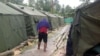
0;25;70;56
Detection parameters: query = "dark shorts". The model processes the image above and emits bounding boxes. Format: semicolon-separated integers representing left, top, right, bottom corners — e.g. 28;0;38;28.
38;32;48;43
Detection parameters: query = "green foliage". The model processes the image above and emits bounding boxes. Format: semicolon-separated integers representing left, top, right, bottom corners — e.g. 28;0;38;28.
61;5;75;17
43;0;51;11
80;0;90;4
0;0;24;5
35;0;51;12
35;0;62;13
60;5;65;16
8;0;24;5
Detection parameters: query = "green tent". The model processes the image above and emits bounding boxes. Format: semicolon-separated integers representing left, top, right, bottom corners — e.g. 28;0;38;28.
41;11;59;30
7;2;47;36
0;2;27;52
67;1;100;56
55;14;64;26
59;16;65;26
0;0;5;3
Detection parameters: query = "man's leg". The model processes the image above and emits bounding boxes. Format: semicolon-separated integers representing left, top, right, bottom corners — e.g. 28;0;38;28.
44;43;47;52
38;33;42;50
43;33;47;52
38;42;41;49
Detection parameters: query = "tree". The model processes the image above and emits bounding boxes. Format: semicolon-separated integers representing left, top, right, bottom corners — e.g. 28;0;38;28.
80;0;90;2
60;5;65;16
9;0;24;5
35;0;61;13
43;0;51;11
65;5;72;13
29;0;35;7
61;5;75;17
80;0;90;4
53;0;61;13
0;0;23;4
35;0;43;10
35;0;51;11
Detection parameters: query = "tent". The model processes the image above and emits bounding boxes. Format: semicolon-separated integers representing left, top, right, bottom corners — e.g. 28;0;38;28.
66;1;100;56
58;16;65;26
0;2;27;52
0;0;5;3
54;14;65;27
41;11;59;30
7;2;47;36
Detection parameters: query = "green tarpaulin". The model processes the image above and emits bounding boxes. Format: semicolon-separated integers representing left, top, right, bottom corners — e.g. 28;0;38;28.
0;2;27;52
64;17;73;24
7;2;47;36
69;1;100;56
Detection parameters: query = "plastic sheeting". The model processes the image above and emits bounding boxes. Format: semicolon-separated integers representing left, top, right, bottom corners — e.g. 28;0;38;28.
64;17;73;24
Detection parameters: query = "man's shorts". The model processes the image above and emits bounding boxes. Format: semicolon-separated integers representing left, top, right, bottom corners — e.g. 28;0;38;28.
38;32;47;43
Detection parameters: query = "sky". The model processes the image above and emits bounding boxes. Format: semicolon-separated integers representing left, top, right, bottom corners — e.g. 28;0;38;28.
59;0;82;8
23;0;28;4
59;0;95;8
23;0;95;8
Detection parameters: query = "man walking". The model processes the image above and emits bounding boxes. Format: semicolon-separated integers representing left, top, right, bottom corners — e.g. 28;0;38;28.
37;18;50;52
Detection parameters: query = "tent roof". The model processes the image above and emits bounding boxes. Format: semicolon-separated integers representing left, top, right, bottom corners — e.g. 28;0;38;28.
7;2;46;16
59;16;64;18
45;12;57;18
0;2;22;15
81;1;100;19
54;14;63;18
41;11;57;18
